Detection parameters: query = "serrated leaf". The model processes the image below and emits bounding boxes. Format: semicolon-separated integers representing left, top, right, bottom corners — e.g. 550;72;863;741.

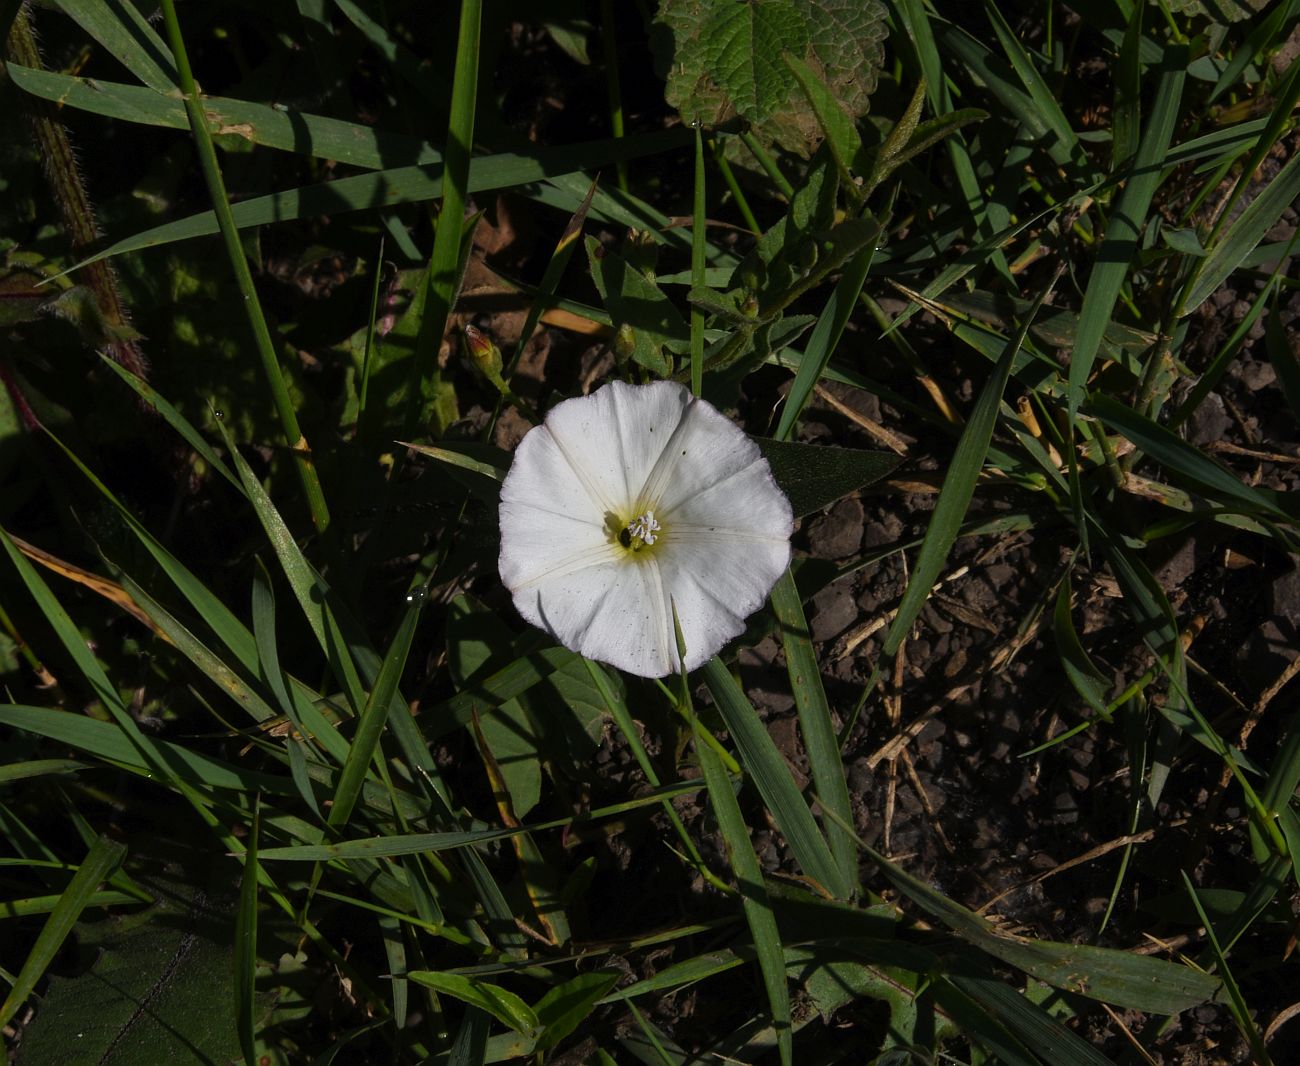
655;0;886;157
586;236;687;375
755;438;901;517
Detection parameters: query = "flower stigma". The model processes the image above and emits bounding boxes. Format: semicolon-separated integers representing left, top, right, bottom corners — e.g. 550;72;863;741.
624;510;661;550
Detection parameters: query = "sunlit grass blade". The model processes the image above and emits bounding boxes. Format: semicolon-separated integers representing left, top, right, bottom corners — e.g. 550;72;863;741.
679;620;790;1066
881;268;1061;660
1066;43;1186;419
0;703;296;795
327;592;425;831
60;128;690;278
1088;395;1299;521
699;658;845;898
769;570;856;897
158;0;330;533
775;237;879;440
1180;153;1300;318
0;834;127;1030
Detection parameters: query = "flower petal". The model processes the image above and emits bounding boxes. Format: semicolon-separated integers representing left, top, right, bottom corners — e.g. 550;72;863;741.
639;393;768;517
656;527;792;672
543;379;693;515
510;556;675;678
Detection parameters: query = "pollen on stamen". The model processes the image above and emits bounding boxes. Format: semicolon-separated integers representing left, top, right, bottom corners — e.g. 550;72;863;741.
627;510;660;546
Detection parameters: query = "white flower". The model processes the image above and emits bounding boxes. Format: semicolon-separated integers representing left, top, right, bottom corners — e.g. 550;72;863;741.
498;380;793;678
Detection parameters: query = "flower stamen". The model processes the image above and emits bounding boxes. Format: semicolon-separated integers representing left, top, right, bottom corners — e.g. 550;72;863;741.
625;510;661;549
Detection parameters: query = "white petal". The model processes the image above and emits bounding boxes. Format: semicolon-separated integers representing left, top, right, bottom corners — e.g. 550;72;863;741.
499;421;608;529
656;527;792;672
510;556;676;678
638;392;767;516
661;460;794;542
498;502;617;590
543;379;692;516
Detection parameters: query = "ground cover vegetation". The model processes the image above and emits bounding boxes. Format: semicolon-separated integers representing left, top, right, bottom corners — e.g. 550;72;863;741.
1;0;1299;1062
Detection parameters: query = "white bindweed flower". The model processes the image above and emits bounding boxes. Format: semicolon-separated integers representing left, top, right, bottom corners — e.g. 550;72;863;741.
499;380;793;678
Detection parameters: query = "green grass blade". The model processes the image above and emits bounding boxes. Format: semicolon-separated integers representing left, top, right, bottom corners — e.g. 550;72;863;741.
700;657;845;898
691;712;792;1064
775;234;879;441
1067;43;1186;418
0;834;127;1030
882;269;1060;658
404;0;480;441
1088;394;1298;521
62;131;691;275
51;0;178;90
158;0;330;533
769;569;856;897
1180;152;1300;317
327;594;425;830
1182;872;1272;1064
863;839;1221;1014
690;124;706;397
0;704;296;795
5;64;438;170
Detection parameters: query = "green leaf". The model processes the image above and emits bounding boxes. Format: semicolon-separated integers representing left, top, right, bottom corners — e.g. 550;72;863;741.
882;271;1059;660
51;0;178;91
533;971;622;1050
14;869;253;1066
755;438;901;517
6;64;438;170
1067;44;1186;417
407;971;540;1034
769;570;856;895
655;0;886;157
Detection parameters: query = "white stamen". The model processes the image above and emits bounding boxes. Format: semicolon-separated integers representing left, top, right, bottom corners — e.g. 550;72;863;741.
627;510;660;546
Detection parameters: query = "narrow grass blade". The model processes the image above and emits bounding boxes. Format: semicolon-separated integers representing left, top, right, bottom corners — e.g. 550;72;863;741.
235;798;261;1066
1180;152;1300;317
1067;44;1186;419
63;131;691;275
680;623;790;1066
690;124;706;397
775;231;880;441
0;704;296;795
327;593;425;830
700;658;845;897
5;64;437;170
404;0;480;442
862;840;1220;1013
1182;873;1272;1064
769;569;856;897
52;0;178;90
0;834;127;1029
1088;394;1298;521
407;971;539;1034
158;0;330;532
882;268;1060;658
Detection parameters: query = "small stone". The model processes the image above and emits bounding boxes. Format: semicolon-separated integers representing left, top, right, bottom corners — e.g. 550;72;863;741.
810;583;858;642
807;497;865;559
1187;392;1231;447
